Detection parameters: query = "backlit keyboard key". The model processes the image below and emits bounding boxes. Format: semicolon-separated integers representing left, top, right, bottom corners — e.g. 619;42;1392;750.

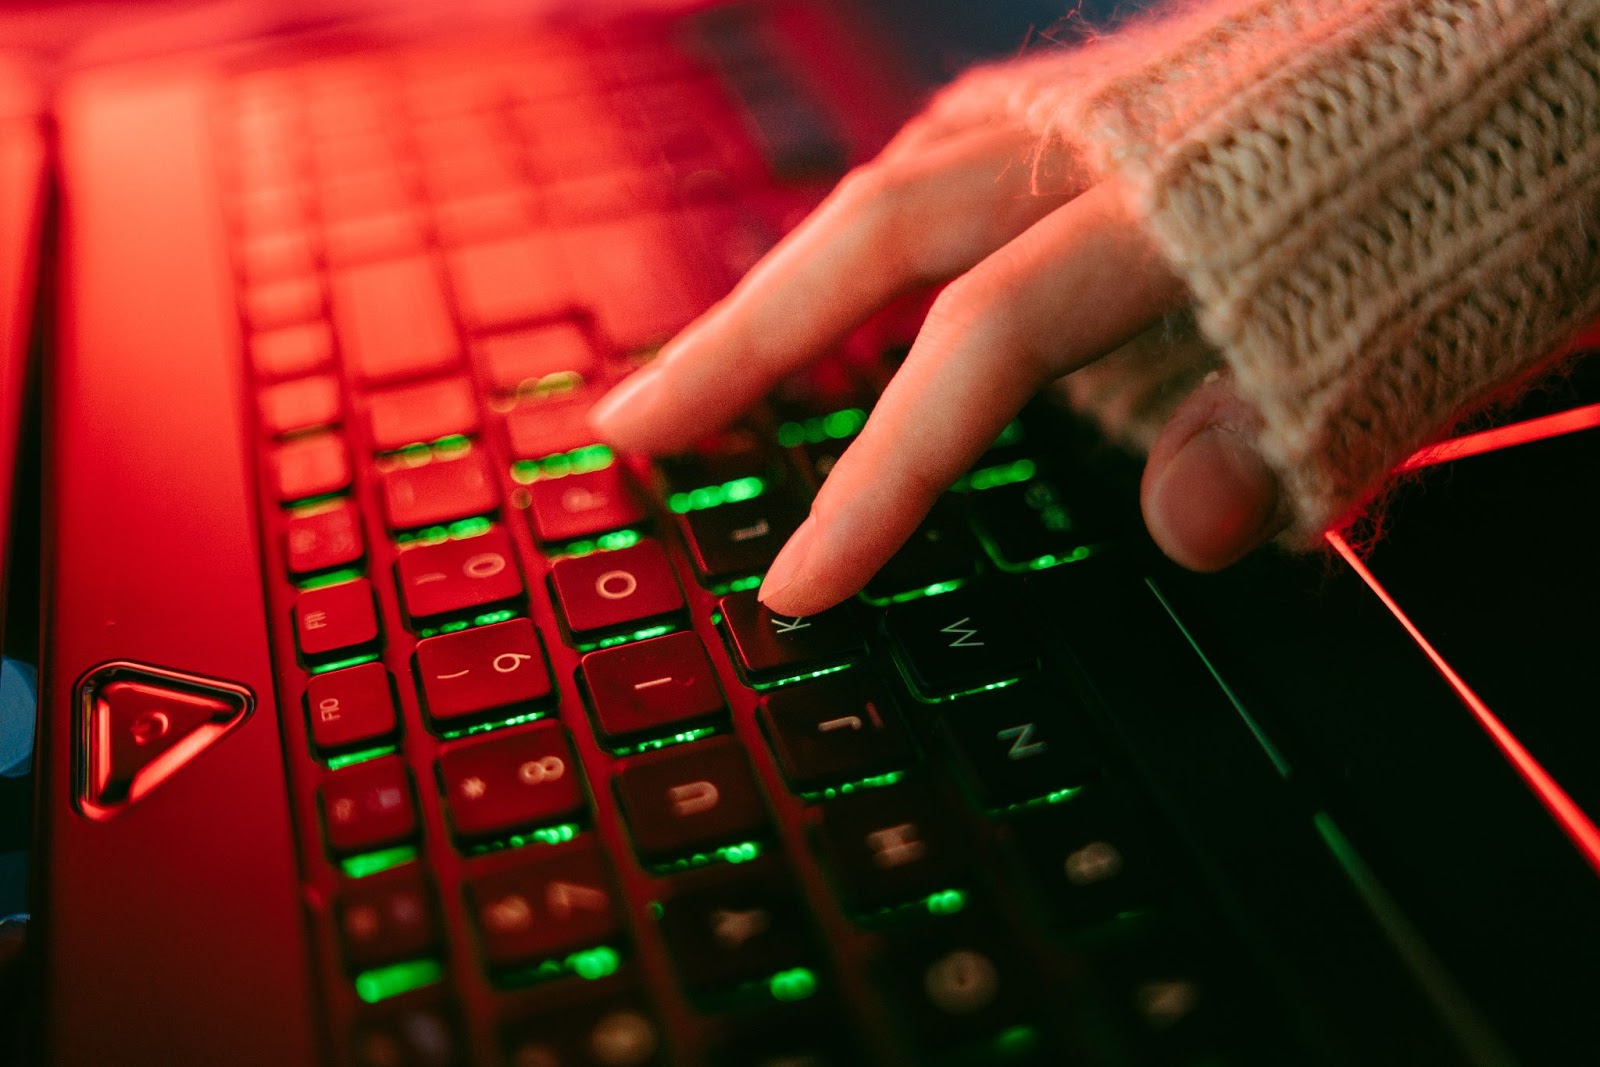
396;527;524;621
274;432;351;502
296;579;380;660
527;466;645;545
333;255;460;383
380;450;499;530
935;684;1101;809
1006;793;1153;932
861;498;978;603
259;374;341;437
320;757;417;856
968;479;1095;570
322;212;424;267
717;589;863;683
367;377;480;453
504;393;599;462
306;661;398;752
502;999;664;1067
549;540;683;640
466;844;622;971
439;721;585;840
433;189;534;246
475;320;598;395
338;870;441;972
446;235;571;333
613;737;767;862
881;919;1032;1053
678;495;805;584
815;782;962;912
884;588;1038;700
759;676;912;793
579;631;726;746
284;500;364;576
415;618;554;726
250;321;333;380
246;276;324;331
658;873;814;994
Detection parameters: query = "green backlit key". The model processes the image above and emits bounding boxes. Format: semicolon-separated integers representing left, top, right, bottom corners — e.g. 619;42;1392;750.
883;587;1038;701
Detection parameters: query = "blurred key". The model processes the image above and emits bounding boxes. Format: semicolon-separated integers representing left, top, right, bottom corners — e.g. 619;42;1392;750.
969;479;1095;571
678;495;805;585
415;617;554;726
239;229;315;284
352;1006;462;1067
1005;793;1153;933
333;256;460;383
466;844;622;970
284;500;364;576
323;211;425;267
295;578;380;661
759;676;912;794
860;499;978;603
502;999;663;1067
246;276;324;331
658;873;814;994
880;918;1033;1054
527;466;645;545
559;216;711;352
717;589;863;683
505;393;599;462
934;684;1100;809
815;782;962;911
259;374;340;437
884;589;1038;700
396;527;524;621
475;320;598;396
251;321;333;380
439;721;585;840
580;631;726;746
613;737;767;862
381;450;499;530
306;661;397;752
338;870;441;972
320;757;417;855
274;432;351;502
447;235;571;333
367;377;480;452
549;540;683;639
433;189;533;246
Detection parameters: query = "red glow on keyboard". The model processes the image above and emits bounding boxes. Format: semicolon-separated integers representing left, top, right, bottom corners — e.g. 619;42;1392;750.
1398;402;1600;471
1327;532;1600;877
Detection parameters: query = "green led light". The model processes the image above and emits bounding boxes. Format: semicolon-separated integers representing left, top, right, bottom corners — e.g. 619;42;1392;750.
712;574;764;595
951;458;1037;493
553;529;643;559
748;662;854;692
650;840;764;875
309;652;381;675
438;709;546;740
473;608;519;627
925;888;967;916
768;967;818;1003
667;476;767;514
570;946;621;980
297;567;366;591
354;959;442;1003
994;1025;1040;1057
994;787;1083;816
340;844;418;879
576;623;677;653
395;516;495;548
283;491;346;510
327;744;396;771
799;770;905;802
511;445;615;484
906;676;1022;705
610;726;720;757
464;822;582;857
776;407;867;447
990;420;1025;449
648;901;664;919
857;578;966;607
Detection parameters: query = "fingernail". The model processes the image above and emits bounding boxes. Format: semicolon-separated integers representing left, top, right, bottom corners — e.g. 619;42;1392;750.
759;517;818;607
1146;426;1282;571
588;366;661;439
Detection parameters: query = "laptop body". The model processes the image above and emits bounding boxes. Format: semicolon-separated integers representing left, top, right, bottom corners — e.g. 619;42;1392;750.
8;1;1600;1064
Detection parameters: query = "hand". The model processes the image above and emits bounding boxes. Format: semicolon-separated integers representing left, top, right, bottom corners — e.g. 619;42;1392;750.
590;105;1288;616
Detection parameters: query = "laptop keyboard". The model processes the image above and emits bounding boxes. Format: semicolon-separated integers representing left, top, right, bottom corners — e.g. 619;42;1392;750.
216;6;1290;1065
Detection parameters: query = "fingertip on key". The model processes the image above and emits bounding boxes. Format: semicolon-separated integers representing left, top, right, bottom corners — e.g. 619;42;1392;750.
587;365;662;450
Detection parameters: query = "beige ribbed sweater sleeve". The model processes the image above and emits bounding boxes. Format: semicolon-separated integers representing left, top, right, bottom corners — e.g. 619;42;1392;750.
939;0;1600;541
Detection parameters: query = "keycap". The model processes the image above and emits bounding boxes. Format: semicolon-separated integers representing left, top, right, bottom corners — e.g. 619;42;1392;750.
284;500;364;576
502;998;663;1067
549;540;683;640
338;870;441;972
306;662;398;752
274;432;352;502
259;374;341;437
251;321;333;380
505;393;600;462
1005;793;1154;933
367;377;481;452
447;235;571;332
352;1005;462;1067
656;428;771;501
320;757;417;855
580;632;726;746
433;189;534;246
678;495;806;584
934;684;1101;809
860;499;979;603
380;450;500;530
397;527;525;621
528;466;646;545
323;211;425;267
246;276;323;331
466;843;622;971
1091;931;1239;1063
296;579;380;660
559;216;709;352
717;590;863;684
475;319;599;395
239;229;315;284
416;618;554;727
815;782;962;912
759;676;913;794
880;918;1032;1054
333;256;460;383
613;737;767;862
439;721;585;841
968;479;1093;570
883;588;1038;700
658;872;814;994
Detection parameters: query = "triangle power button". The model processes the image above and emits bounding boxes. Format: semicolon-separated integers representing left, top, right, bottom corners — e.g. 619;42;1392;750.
78;663;253;818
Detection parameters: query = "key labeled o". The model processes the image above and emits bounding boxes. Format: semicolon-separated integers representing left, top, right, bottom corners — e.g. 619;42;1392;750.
463;552;507;579
595;569;637;600
518;756;565;786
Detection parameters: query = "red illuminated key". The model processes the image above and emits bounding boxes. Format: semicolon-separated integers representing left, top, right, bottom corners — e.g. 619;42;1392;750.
259;374;341;437
367;377;480;452
320;757;417;856
284;501;365;576
240;229;315;284
466;844;621;970
549;540;683;639
613;737;768;862
323;212;424;267
438;721;585;840
475;320;598;396
295;579;380;660
504;393;598;462
415;618;554;725
306;662;397;752
274;433;351;503
333;256;460;383
246;276;324;331
338;870;441;972
446;234;570;333
251;321;333;380
579;632;725;745
560;216;709;352
527;466;645;545
380;451;499;530
433;189;533;246
396;528;524;621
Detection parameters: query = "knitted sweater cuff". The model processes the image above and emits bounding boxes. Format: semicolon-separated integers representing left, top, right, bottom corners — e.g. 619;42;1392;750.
943;0;1600;541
